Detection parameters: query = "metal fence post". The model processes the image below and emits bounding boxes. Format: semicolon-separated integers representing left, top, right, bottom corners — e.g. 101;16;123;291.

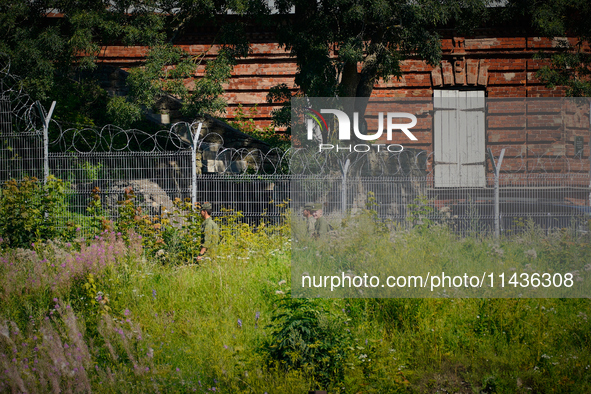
494;149;505;238
191;122;202;206
341;158;350;214
488;147;505;238
38;101;56;184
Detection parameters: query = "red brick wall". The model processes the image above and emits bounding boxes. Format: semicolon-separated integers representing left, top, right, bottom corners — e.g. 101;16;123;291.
96;30;590;173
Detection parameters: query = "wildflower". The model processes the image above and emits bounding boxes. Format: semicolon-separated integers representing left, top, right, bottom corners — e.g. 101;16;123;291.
124;309;130;316
224;345;228;349
237;319;242;328
152;289;157;300
255;311;260;320
176;368;180;372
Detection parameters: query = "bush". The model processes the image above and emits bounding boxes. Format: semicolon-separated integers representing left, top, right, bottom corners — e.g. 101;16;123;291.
262;294;351;391
0;176;71;248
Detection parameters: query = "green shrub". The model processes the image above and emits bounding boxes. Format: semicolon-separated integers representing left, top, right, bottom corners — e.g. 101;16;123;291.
262;294;351;391
0;176;70;248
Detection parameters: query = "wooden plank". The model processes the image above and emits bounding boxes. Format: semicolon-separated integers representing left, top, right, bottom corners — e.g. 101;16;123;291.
434;90;486;187
464;91;486;187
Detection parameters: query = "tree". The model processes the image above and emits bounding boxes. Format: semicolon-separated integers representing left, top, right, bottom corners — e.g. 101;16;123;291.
0;0;263;128
528;0;591;96
268;0;489;120
0;0;167;127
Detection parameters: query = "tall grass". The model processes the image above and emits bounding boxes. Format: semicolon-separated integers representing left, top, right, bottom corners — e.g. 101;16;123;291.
0;210;590;393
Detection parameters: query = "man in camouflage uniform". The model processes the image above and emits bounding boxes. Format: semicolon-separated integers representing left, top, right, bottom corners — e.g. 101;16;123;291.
197;202;219;261
312;203;329;239
302;202;316;237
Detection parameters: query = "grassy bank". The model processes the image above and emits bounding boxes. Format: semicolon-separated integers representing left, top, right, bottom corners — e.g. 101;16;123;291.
1;217;591;393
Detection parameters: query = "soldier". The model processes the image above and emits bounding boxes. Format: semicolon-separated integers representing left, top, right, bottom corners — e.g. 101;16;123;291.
312;203;329;239
302;202;316;237
197;202;219;261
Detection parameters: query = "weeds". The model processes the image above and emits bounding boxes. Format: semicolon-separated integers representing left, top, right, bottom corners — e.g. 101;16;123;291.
0;185;590;393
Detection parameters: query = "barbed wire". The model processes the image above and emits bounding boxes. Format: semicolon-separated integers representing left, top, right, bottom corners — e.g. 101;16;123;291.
0;54;44;134
0;55;588;176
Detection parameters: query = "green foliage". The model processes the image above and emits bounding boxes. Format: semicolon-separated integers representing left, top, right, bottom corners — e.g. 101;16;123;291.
87;186;111;235
536;47;591;97
0;1;257;130
230;104;291;150
0;1;166;102
0;206;591;392
126;44;195;108
159;198;206;264
263;294;352;390
184;50;235;117
106;96;143;129
123;45;241;120
0;176;70;248
531;0;591;96
266;83;293;132
113;187;167;256
406;194;435;233
266;0;488;130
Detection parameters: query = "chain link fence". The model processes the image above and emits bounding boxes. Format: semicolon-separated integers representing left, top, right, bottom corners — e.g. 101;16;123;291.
0;62;590;237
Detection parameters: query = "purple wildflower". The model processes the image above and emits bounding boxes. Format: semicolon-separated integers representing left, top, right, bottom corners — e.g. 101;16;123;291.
124;309;130;316
152;289;157;300
237;319;242;328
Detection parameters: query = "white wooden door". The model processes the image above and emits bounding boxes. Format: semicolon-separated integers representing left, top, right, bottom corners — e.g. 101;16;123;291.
434;90;485;187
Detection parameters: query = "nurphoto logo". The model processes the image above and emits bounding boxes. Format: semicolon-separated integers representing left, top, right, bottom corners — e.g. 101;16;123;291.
305;108;418;153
